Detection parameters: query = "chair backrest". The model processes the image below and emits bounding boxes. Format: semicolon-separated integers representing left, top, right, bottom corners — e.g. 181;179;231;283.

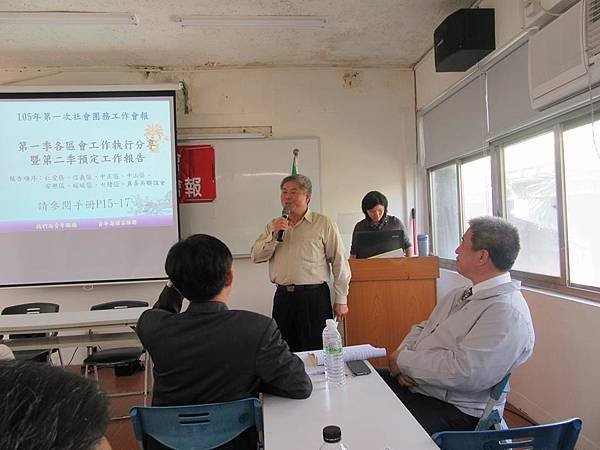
476;372;511;431
1;302;59;315
130;398;263;450
90;300;148;311
1;302;60;340
432;418;583;450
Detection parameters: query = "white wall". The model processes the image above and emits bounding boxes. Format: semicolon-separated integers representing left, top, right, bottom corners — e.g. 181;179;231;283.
0;66;417;359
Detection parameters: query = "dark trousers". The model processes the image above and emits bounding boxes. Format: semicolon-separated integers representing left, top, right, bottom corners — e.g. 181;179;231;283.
272;283;333;352
377;369;479;435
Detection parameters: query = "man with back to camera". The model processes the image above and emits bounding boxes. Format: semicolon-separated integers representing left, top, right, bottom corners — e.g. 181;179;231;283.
251;174;351;352
137;234;312;450
379;216;535;435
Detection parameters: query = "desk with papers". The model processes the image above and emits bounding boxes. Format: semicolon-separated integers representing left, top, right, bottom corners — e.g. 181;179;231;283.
263;356;439;449
2;309;438;449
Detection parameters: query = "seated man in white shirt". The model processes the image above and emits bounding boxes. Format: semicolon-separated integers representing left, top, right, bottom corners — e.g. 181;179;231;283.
381;216;535;435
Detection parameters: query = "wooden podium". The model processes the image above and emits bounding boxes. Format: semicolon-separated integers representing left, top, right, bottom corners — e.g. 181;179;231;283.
344;256;439;367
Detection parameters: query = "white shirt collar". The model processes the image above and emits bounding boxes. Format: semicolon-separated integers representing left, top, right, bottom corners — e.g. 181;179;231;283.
472;272;511;295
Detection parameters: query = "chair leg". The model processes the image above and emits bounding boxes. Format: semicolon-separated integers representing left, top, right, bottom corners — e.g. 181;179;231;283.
84;364;89;378
151;356;154;387
143;352;149;406
57;349;65;369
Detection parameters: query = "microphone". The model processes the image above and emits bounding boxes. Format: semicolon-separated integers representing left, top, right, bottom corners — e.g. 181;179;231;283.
276;207;291;242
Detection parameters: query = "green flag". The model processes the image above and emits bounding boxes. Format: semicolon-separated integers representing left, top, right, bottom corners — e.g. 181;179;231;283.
291;149;299;175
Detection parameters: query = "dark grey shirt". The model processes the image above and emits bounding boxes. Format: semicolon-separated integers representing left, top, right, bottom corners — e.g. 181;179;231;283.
350;214;412;256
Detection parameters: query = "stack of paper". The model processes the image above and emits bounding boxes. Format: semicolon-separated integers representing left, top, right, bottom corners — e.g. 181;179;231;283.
309;344;386;366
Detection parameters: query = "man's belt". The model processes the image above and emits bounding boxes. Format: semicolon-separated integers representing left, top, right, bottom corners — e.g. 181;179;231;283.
276;283;325;293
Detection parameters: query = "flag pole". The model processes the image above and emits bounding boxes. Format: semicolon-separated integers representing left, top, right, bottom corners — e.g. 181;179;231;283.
291;148;299;175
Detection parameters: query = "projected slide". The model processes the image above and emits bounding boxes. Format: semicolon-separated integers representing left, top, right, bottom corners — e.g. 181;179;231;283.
1;98;174;232
0;90;179;287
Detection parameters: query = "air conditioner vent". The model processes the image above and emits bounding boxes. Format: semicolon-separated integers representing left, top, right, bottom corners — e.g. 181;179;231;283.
528;0;600;109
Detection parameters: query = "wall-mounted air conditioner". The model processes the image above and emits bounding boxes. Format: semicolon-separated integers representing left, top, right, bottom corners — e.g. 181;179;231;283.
529;0;600;110
523;0;580;29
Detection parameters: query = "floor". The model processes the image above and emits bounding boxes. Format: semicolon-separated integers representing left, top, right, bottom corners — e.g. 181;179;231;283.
68;366;148;450
83;366;536;450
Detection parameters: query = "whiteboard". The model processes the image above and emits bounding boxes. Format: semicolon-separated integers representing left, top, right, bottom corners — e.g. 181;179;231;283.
178;137;321;256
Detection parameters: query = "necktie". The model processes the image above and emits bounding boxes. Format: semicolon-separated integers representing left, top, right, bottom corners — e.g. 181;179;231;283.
450;287;472;315
460;287;472;303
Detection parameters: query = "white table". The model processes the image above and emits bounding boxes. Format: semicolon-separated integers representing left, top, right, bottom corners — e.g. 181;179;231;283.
0;307;149;333
0;307;149;350
263;359;439;450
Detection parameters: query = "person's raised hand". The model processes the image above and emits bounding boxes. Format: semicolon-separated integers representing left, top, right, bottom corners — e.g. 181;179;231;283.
271;217;289;238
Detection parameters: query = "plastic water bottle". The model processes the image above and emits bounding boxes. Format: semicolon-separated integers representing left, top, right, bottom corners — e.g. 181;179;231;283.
319;425;347;449
417;234;429;256
322;319;345;387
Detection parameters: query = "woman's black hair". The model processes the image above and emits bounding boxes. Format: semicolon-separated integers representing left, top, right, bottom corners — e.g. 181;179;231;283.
361;191;388;219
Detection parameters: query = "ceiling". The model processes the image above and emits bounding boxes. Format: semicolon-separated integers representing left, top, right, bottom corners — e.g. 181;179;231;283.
0;1;472;70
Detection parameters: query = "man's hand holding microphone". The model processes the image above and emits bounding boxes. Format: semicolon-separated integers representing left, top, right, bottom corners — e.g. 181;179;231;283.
273;207;291;242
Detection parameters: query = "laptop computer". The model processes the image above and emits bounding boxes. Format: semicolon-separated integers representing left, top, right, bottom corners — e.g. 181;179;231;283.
353;229;405;259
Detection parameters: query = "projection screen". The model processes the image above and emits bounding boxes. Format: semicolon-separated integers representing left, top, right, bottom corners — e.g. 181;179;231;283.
0;85;180;287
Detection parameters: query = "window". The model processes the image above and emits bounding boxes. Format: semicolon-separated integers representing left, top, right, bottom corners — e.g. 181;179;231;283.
430;157;492;260
427;108;600;300
503;132;560;277
563;120;600;289
461;156;493;231
430;165;460;259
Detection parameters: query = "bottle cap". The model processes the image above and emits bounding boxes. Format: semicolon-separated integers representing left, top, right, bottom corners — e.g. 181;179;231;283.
325;318;336;330
323;425;342;443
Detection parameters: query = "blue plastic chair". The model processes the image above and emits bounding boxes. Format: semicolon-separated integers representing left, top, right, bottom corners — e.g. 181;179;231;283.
432;418;582;450
476;372;511;431
130;397;263;450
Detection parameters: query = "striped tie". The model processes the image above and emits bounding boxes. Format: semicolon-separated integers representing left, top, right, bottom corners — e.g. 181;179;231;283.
460;287;473;303
450;287;473;315
450;288;473;314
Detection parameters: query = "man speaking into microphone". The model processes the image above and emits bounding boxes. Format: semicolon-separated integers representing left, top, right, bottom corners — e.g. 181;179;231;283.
251;174;351;352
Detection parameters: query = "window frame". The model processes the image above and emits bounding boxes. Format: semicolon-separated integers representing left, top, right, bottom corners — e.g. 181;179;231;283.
459;153;493;232
427;105;600;302
497;124;564;288
428;161;461;267
428;151;491;271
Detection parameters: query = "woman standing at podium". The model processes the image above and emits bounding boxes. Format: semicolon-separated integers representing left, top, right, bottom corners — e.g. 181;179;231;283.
350;191;413;258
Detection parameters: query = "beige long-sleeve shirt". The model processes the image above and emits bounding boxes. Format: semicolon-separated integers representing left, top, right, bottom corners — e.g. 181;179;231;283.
251;210;351;305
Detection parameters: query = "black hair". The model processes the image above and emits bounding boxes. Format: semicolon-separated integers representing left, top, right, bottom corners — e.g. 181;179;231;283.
361;191;388;219
0;360;109;450
469;216;521;271
165;234;233;302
